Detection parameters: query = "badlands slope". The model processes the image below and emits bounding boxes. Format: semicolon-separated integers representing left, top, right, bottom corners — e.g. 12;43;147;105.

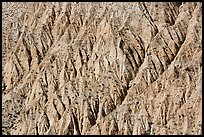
2;2;202;135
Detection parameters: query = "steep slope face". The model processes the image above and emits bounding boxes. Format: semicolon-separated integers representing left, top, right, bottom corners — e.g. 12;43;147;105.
2;2;202;135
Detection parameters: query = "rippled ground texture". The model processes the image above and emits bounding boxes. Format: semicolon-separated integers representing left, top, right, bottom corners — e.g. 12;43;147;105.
2;2;202;135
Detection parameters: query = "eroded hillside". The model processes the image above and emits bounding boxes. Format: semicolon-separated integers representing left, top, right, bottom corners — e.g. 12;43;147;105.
2;2;202;135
